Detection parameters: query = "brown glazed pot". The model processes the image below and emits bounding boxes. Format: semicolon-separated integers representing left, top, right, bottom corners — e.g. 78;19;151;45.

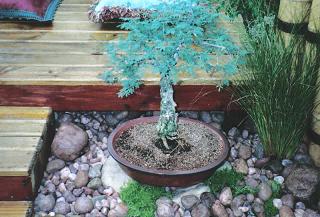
108;116;229;187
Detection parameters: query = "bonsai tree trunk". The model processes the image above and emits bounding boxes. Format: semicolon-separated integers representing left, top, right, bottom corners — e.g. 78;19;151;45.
157;75;178;149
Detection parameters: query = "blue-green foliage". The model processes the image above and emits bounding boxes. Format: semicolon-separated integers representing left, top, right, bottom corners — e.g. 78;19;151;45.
102;0;243;97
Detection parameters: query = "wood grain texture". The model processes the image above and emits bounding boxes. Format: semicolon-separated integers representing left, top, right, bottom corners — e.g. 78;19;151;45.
0;85;239;111
0;107;54;201
0;201;32;217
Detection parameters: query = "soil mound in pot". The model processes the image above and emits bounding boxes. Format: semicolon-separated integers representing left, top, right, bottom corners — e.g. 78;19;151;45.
115;119;224;171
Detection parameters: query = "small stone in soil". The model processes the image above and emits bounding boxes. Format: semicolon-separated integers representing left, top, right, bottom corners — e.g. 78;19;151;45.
181;195;200;210
258;182;272;201
74;197;94;214
200;192;216;208
191;203;210;217
211;200;228;217
219;187;233;206
46;159;65;173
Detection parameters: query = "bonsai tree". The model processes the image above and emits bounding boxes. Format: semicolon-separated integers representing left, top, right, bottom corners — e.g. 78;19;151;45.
102;0;243;150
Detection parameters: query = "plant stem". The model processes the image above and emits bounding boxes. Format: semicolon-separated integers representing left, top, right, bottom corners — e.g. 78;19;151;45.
157;75;178;149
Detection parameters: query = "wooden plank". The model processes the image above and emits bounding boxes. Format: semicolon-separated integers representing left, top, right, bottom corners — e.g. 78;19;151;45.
0;85;239;111
0;30;121;42
0;65;230;85
0;137;39;150
0;177;33;201
0;150;34;176
0;201;31;216
62;0;91;4
0;107;51;119
58;4;90;12
0;120;47;137
0;41;105;54
55;11;92;21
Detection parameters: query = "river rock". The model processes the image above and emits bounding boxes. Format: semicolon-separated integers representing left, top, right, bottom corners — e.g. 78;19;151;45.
310;143;320;167
258;182;272;201
200;192;215;208
74;197;94;214
191;203;210;217
219;187;233;206
173;183;210;207
54;201;71;215
101;157;132;192
35;194;55;212
281;194;294;209
46;159;65;173
51;123;88;161
239;145;252;160
211;200;228;217
181;195;199;210
285;165;320;200
88;164;102;178
279;206;294;217
234;159;248;174
75;170;89;188
108;203;128;217
87;178;102;190
156;198;174;217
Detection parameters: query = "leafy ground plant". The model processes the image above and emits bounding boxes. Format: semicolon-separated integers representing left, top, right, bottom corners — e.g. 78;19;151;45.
264;181;282;217
205;169;256;195
102;0;243;151
120;181;171;217
236;19;320;159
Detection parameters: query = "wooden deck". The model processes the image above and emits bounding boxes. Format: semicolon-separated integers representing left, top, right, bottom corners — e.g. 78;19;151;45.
0;107;54;201
0;201;32;217
0;0;244;111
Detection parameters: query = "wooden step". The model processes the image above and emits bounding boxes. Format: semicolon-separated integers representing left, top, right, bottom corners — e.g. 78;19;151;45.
0;107;55;201
0;201;32;217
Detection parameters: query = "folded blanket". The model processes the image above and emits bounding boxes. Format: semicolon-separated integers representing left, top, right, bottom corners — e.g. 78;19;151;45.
89;0;173;23
0;0;61;21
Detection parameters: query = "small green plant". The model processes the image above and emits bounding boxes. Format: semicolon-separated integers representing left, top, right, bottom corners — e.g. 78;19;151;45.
236;19;320;159
264;181;282;217
234;185;258;196
102;0;243;150
120;181;171;217
210;0;279;26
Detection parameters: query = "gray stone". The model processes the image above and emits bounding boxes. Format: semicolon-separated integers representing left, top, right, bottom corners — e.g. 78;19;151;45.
228;127;240;138
191;203;210;217
74;197;94;214
253;142;264;159
219;187;233;206
63;190;76;203
211;200;228;217
239;145;252;160
181;195;200;210
87;178;102;190
281;194;294;209
279;206;294;217
285;165;320;200
303;209;320;217
173;183;210;207
101;157;132;192
242;130;249;139
282;159;293;167
46;159;65;173
200;112;212;123
294;154;312;165
52;123;88;161
156;202;175;217
73;188;84;197
54;201;71;215
231;195;245;216
273;198;282;209
258;182;272;201
274;176;285;185
108;203;128;217
234;159;248;174
200;192;215;208
35;194;55;212
88;164;102;178
295;202;306;210
252;200;264;213
75;170;89;188
245;177;259;188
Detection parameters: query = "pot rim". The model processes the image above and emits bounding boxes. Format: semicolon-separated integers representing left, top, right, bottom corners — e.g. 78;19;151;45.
107;116;229;176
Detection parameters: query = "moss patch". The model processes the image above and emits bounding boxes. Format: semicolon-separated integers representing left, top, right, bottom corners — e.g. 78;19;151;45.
264;181;282;217
120;181;172;217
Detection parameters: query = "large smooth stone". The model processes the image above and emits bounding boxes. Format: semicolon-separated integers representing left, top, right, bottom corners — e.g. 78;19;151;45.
101;157;132;192
52;123;88;161
285;165;320;200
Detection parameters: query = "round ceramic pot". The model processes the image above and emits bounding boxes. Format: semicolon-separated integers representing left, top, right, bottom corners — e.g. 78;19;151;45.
108;116;229;187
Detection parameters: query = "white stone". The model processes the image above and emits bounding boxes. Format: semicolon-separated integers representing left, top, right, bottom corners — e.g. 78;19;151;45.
273;198;282;209
68;173;77;181
101;157;132;192
274;176;284;185
60;167;71;181
248;168;256;175
294;209;305;217
57;197;66;203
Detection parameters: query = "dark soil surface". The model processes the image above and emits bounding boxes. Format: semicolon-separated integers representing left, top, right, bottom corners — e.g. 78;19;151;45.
115;119;223;170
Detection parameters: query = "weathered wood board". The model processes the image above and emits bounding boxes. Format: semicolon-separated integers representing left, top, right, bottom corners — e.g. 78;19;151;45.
0;107;55;201
0;0;244;111
0;201;32;217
